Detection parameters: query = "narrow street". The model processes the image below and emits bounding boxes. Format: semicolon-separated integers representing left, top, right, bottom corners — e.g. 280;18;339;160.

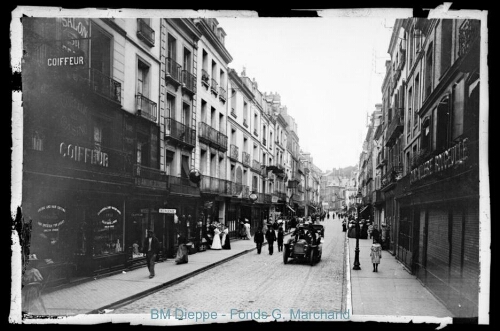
114;215;346;319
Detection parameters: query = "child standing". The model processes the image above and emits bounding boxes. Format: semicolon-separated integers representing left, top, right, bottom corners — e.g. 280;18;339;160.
277;226;284;252
370;239;382;272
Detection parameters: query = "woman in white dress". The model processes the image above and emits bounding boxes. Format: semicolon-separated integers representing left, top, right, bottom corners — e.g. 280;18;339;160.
244;221;251;240
211;226;222;250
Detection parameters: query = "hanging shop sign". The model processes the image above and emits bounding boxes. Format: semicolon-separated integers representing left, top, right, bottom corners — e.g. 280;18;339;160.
159;208;176;214
59;142;109;167
37;205;66;232
271;196;279;203
46;18;89;67
410;138;469;184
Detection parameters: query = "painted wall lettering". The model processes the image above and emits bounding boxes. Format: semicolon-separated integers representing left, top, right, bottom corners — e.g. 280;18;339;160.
59;142;109;167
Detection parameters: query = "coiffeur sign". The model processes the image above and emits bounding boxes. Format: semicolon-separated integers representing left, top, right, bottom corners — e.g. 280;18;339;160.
410;138;469;184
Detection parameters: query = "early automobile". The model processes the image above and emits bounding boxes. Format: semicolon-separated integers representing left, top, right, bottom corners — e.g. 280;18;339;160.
283;224;322;265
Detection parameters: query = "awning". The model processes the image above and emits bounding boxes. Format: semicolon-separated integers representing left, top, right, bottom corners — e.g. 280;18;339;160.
286;205;295;213
360;205;371;214
308;205;317;211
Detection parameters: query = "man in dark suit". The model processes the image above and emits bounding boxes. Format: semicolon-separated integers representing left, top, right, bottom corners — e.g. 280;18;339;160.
143;230;160;278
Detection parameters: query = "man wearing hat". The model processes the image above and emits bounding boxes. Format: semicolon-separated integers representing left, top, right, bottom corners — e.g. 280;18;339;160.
143;230;160;278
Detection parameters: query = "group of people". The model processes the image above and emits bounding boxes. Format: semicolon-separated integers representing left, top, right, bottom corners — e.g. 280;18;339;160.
254;223;285;255
338;214;383;272
208;222;231;250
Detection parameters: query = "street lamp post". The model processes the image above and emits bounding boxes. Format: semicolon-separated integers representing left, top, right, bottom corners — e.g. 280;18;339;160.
353;191;363;270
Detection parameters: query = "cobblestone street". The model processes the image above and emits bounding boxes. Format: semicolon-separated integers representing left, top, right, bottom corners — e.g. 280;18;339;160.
114;217;346;319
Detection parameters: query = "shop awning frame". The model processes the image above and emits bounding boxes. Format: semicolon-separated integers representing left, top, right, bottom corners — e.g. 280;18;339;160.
286;205;295;213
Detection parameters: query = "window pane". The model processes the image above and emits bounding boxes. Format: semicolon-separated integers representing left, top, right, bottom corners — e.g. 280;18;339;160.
452;79;465;140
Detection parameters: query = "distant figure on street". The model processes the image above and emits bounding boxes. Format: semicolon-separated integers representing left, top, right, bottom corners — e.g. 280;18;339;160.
266;226;276;255
245;220;251;240
370;239;382;272
143;230;160;278
254;226;264;254
222;225;231;249
372;226;380;244
277;226;284;252
262;221;268;239
175;233;189;264
368;223;374;239
239;220;246;239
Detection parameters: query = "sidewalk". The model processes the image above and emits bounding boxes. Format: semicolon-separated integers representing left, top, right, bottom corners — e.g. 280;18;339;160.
347;235;453;318
33;233;289;316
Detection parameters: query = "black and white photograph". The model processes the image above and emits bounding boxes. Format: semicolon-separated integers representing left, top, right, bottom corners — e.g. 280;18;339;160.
10;5;489;327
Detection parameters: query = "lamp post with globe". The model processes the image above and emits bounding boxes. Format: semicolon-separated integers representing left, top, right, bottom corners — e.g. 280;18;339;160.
353;190;363;270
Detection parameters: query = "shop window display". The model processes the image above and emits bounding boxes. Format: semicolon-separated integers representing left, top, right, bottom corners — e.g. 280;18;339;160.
31;204;69;263
92;206;123;256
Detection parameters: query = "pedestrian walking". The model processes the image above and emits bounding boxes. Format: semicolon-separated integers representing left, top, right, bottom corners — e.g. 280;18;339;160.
372;226;380;244
175;233;189;264
370;239;382;272
254;226;264;254
239;220;246;239
211;225;222;250
244;220;252;240
277;226;284;252
143;230;160;278
368;222;374;239
266;226;276;255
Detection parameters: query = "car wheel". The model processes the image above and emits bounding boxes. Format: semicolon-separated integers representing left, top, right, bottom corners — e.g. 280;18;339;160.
283;247;289;264
309;249;314;266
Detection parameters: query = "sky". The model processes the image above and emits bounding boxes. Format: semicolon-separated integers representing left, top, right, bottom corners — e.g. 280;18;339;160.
217;15;396;172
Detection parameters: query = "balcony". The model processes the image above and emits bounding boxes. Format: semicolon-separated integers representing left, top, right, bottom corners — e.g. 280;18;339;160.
164;117;196;149
243;119;248;128
263;138;267;146
380;165;403;191
165;57;182;88
376;148;387;169
229;144;239;161
136;94;158;123
297;163;305;174
133;164;167;190
219;86;227;103
200;175;223;195
459;19;480;65
251;160;261;173
167;175;200;197
242;185;250;199
181;70;196;96
201;69;210;89
211;78;218;96
230;108;237;118
385;109;404;147
242;152;250;167
267;163;285;175
198;122;227;152
137;19;155;47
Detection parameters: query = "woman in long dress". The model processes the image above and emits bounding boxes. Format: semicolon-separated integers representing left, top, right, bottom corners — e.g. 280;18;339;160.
222;225;231;249
211;227;222;250
244;221;251;240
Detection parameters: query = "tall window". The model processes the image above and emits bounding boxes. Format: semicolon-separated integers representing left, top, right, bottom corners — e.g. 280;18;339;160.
91;22;111;76
414;74;420;125
407;87;413;132
201;99;207;123
182;103;190;126
436;96;450;151
452;79;465;140
167;35;176;61
183;48;191;73
166;94;175;119
424;43;433;99
421;117;431;152
137;60;150;97
181;155;190;178
440;20;453;76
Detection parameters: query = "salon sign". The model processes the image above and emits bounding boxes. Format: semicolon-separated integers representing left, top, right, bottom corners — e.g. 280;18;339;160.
37;205;66;232
98;206;121;229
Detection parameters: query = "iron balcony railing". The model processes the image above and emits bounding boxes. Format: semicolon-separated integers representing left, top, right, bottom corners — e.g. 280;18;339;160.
198;122;227;152
242;152;250;167
381;165;403;189
167;175;199;196
211;78;218;94
181;70;196;95
201;69;210;85
252;160;261;172
137;19;155;47
219;86;227;101
136;94;158;122
165;117;196;148
87;67;121;103
385;109;404;146
229;144;239;161
459;19;480;58
165;57;182;83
